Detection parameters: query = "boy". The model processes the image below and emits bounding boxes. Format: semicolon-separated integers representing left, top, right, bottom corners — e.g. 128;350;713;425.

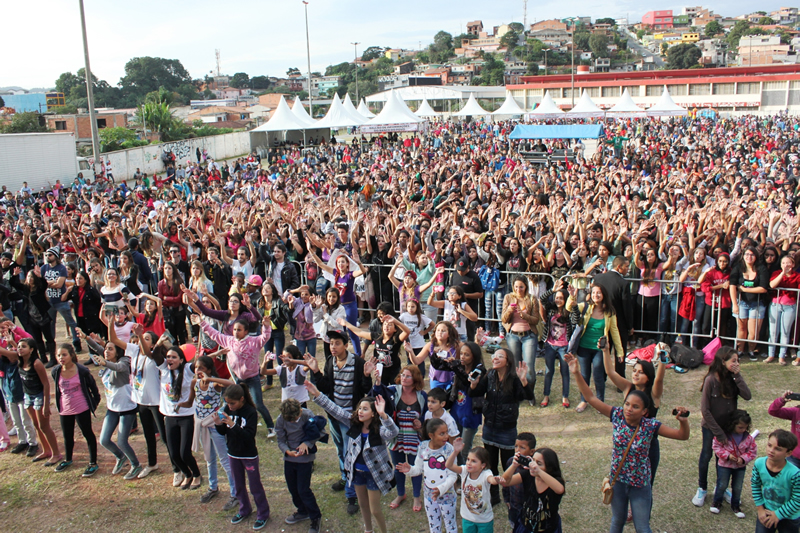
752;429;800;533
503;432;537;526
424;387;459;441
276;399;323;533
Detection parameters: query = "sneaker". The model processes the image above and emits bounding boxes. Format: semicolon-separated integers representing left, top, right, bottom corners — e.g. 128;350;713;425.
8;427;17;436
223;496;239;511
10;442;28;454
692;488;707;507
308;518;321;533
346;497;359;515
112;456;130;475
266;428;276;439
253;518;269;530
331;479;346;491
732;506;746;519
231;512;250;525
0;442;8;452
724;489;732;504
285;511;310;524
710;505;721;514
200;488;219;504
138;464;160;479
25;444;39;457
173;472;185;487
82;463;99;477
124;465;143;480
748;352;758;362
54;460;73;472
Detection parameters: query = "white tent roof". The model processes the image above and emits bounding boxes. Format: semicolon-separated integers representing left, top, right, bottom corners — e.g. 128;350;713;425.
250;95;311;132
341;94;369;124
606;88;646;118
647;86;688;117
454;93;490;116
527;91;566;119
492;94;526;116
315;94;366;129
367;90;424;126
290;98;318;127
415;98;439;117
567;90;604;118
357;98;375;118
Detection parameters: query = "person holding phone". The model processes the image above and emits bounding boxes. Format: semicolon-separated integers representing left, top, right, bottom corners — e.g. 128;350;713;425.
768;391;800;468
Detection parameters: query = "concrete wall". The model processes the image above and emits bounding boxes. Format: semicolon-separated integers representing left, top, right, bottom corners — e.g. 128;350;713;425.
103;131;251;181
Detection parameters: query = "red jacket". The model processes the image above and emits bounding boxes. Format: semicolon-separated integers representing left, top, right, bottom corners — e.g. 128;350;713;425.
701;268;731;308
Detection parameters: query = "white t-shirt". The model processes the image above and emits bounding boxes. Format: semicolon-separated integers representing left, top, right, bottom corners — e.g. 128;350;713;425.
231;259;254;279
443;301;467;338
399;312;433;349
272;262;285;293
424;410;460;438
276;365;309;403
128;343;161;406
101;356;137;413
158;360;195;417
458;466;494;523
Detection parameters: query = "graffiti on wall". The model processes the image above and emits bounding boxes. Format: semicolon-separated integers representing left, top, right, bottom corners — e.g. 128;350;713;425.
161;140;193;161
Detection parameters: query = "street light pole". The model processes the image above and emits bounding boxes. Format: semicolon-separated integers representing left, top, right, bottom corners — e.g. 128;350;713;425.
78;0;101;178
351;42;360;103
570;40;575;108
303;1;313;115
543;48;549;76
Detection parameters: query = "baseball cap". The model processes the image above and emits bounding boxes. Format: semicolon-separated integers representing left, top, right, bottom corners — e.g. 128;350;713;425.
456;258;468;271
247;275;263;286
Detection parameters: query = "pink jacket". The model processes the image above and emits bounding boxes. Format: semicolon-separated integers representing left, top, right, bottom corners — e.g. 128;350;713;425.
768;396;800;461
712;433;757;469
200;321;270;380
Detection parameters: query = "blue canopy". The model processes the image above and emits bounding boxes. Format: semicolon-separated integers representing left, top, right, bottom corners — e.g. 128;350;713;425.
509;124;603;139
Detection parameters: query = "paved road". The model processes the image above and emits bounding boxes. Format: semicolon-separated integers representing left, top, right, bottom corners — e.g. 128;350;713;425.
621;28;666;67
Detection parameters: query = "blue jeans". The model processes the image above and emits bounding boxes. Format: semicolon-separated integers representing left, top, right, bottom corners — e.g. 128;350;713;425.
506;331;538;385
236;375;274;429
576;346;605;402
328;417;356;499
264;330;286;386
48;300;80;345
100;409;139;467
342;301;361;357
769;303;796;359
391;449;422;498
755;516;800;533
483;290;504;333
679;292;705;348
659;293;678;343
285;461;321;520
295;338;317;358
543;343;570;398
203;423;234;495
609;481;652;533
713;465;745;508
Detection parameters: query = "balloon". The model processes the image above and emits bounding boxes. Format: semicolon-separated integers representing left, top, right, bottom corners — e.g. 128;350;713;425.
180;344;196;362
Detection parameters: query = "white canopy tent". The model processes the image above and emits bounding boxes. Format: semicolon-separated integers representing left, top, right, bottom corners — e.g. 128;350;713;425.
606;88;646;118
315;94;367;129
291;99;318;127
361;90;424;133
527;91;566;120
249;95;329;153
492;93;526;116
647;86;688;117
415;98;439;118
341;94;369;124
357;98;375;118
251;95;311;132
454;93;490;117
567;90;605;119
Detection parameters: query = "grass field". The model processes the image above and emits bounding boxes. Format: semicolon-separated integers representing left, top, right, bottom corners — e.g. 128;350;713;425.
0;329;794;533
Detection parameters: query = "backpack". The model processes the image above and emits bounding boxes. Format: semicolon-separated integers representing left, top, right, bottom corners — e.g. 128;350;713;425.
670;344;703;369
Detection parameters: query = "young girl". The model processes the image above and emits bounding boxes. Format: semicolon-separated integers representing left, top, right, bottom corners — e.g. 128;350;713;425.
129;293;165;337
313;288;347;360
342;314;410;386
499;446;566;533
179;355;236;508
538;279;573;408
502;275;540;395
397;418;458;533
258;280;289;389
305;380;398;533
260;345;310;405
390;259;441;314
411;321;460;390
730;247;769;360
51;344;101;476
710;409;756;518
445;439;499;533
285;285;317;357
399;299;435;375
213;385;271;530
158;261;188;345
698;252;733;344
427;286;478;342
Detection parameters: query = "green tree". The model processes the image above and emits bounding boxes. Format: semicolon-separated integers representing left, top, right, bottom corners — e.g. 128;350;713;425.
666;43;702;69
230;72;250;88
595;18;616;26
55;72;84;96
286;67;301;76
250;76;270;89
661;42;670;55
119;57;193;102
508;22;524;32
526;62;539;75
98;127;148;152
636;29;647;39
361;46;386;61
573;30;591;51
589;33;610;57
138;100;185;141
500;30;520;49
1;112;48;134
759;16;775;25
726;20;751;48
704;20;723;37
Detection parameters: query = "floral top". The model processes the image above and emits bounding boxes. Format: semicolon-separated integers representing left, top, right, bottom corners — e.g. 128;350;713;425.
609;407;661;488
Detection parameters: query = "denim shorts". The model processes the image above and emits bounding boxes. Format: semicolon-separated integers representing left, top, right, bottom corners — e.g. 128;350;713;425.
24;391;44;410
737;300;766;320
482;423;518;450
352;468;379;491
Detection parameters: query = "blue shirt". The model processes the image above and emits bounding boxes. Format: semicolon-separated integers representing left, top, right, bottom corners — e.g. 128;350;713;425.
41;263;68;304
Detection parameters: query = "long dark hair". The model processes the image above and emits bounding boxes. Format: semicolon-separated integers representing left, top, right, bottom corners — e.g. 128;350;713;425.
18;338;39;370
166;346;187;402
349;396;382;435
535;447;565;486
224;384;255;408
195;355;219;378
590;283;615;315
701;346;738;399
461;341;484;373
492;348;517;395
631;360;656;410
163;261;182;289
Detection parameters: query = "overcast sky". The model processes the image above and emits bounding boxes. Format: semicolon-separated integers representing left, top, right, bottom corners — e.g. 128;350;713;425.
2;0;789;90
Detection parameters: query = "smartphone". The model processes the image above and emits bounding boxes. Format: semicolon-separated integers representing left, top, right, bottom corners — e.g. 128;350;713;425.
672;409;690;417
469;368;482;381
90;354;103;365
516;455;532;468
788;393;800;401
598;336;607;349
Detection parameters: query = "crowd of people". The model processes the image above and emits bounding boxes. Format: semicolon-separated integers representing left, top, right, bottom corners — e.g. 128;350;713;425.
2;113;800;532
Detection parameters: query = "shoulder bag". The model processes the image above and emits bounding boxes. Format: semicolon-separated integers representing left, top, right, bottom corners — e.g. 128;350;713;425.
602;424;640;505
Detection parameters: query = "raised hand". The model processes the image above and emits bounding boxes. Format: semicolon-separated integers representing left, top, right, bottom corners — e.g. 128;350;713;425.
303;379;320;398
303;353;319;374
374;394;386;417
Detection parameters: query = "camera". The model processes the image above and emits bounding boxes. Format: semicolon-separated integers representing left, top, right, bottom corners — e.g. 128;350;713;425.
516;455;532;468
598;337;607;349
672;409;690;417
788;393;800;401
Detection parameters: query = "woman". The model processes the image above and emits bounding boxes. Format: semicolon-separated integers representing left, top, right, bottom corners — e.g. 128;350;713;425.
768;255;800;364
118;251;142;303
633;243;663;340
469;347;533;507
188;260;213;301
658;243;684;344
100;268;132;314
698;252;733;345
501;275;540;398
9;266;56;367
62;271;104;337
258;279;289;389
185;289;261;337
564;353;689;532
426;286;478;342
566;283;623;413
693;346;751;508
538;279;573;408
678;247;711;347
158;262;187;345
129;293;165;338
730;247;769;361
313;289;348;360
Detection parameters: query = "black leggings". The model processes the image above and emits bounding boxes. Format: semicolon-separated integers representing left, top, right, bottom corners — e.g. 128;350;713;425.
29;320;56;363
485;443;514;502
60;410;97;463
138;404;174;470
164;415;200;478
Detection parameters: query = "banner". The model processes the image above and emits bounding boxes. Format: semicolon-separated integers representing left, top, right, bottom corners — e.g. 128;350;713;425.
359;123;422;134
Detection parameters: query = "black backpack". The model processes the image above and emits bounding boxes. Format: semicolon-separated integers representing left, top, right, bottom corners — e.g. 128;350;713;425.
670;344;703;369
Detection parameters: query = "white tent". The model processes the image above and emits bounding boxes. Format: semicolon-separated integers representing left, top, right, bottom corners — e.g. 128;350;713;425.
567;90;604;119
606;88;646;118
415;98;439;117
647;86;688;117
454;93;490;117
362;90;423;133
492;94;526;116
315;94;367;129
341;93;369;124
357;98;375;118
291;98;317;127
527;91;566;119
250;95;311;132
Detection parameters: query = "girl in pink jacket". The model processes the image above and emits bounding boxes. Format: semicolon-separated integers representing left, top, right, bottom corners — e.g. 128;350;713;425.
710;409;757;518
768;391;800;468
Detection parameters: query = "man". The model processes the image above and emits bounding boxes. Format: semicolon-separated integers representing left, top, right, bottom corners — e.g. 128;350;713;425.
593;256;633;379
41;247;81;361
219;235;256;279
204;245;232;309
265;243;300;296
167;245;190;284
304;331;371;517
450;257;483;342
127;237;153;292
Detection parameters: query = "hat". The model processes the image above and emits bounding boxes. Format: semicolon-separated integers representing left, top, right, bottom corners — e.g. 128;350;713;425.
247;275;263;286
456;258;469;271
404;270;417;281
0;252;12;260
327;330;349;345
128;237;139;249
46;247;61;261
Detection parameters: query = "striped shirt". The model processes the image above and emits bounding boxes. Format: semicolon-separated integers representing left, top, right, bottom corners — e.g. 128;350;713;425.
332;353;356;409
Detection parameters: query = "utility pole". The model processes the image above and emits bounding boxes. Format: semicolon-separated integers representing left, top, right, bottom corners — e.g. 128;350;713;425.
570;41;575;107
523;0;528;31
543;48;549;76
351;42;360;103
303;1;313;114
78;0;101;178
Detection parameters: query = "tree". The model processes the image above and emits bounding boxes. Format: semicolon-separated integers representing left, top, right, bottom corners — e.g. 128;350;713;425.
250;76;270;89
0;96;4;108
526;62;539;75
589;33;609;58
667;43;702;69
1;112;48;134
433;31;453;52
138;100;185;141
704;20;723;37
55;72;83;97
573;30;591;51
726;20;751;48
119;57;193;103
636;29;647;39
229;72;250;88
758;16;775;25
508;22;525;33
661;42;670;55
595;18;617;26
286;67;301;76
500;30;520;49
361;46;386;61
98;127;148;152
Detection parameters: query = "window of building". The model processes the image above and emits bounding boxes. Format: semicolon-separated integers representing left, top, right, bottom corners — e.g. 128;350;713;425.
688;83;710;95
602;86;620;97
563;87;577;99
736;82;759;94
55;121;67;131
96;118;107;129
712;83;734;95
645;85;661;96
627;86;640;97
763;81;787;91
667;84;688;95
586;87;600;97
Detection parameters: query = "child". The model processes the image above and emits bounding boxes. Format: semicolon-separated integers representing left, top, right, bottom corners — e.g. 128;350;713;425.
399;299;434;375
341;314;410;386
51;344;101;476
214;385;271;530
445;438;499;533
427;286;478;342
397;418;459;533
768;391;800;468
285;286;317;357
751;429;800;533
275;398;323;533
500;447;566;533
312;288;347;360
261;345;310;405
410;321;460;390
710;409;756;518
364;302;395;359
0;318;38;455
424;387;459;442
503;432;537;527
